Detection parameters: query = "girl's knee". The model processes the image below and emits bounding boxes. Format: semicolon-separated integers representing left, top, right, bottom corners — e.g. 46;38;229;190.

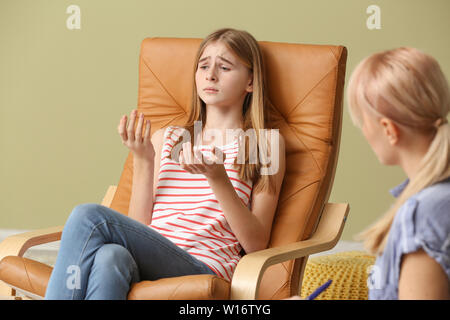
66;203;104;228
95;244;133;266
93;244;139;281
88;244;139;298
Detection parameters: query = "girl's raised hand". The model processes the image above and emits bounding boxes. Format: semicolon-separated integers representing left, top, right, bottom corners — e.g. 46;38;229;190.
179;141;226;181
118;109;155;163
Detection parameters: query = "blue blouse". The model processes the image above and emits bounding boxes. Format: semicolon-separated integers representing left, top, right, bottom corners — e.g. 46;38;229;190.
368;177;450;300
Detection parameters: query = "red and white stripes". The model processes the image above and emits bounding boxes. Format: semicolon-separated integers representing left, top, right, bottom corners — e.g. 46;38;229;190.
149;126;253;281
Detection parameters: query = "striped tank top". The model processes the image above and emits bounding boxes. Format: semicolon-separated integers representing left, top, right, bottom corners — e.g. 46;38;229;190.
149;126;253;281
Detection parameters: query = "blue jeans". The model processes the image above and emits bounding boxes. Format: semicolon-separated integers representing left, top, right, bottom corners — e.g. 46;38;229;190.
44;203;216;300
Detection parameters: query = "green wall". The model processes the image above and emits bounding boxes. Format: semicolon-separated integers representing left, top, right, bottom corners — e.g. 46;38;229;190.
1;0;449;241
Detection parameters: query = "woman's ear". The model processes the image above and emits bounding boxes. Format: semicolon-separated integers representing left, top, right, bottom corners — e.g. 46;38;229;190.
380;117;400;145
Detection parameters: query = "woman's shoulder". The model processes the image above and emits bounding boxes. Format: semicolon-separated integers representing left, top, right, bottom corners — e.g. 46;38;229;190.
415;177;450;223
391;178;450;250
406;177;450;254
412;178;450;279
388;178;450;281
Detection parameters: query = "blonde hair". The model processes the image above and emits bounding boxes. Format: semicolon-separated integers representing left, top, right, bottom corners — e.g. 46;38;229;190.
173;27;277;193
347;47;450;255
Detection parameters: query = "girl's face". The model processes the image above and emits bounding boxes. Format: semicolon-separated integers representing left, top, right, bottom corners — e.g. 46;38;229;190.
195;41;253;111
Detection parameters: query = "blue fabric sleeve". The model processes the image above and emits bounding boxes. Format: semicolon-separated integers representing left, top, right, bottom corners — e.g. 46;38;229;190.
402;196;450;279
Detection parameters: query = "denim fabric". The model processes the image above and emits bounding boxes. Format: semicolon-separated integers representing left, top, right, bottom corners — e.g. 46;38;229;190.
44;203;216;300
368;177;450;300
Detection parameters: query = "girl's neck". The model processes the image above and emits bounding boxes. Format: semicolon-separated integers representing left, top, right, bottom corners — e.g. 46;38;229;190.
203;109;244;132
200;126;240;147
201;110;242;145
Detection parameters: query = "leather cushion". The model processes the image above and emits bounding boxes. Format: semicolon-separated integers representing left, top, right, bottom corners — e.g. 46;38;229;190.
0;256;230;300
127;274;230;300
0;256;52;298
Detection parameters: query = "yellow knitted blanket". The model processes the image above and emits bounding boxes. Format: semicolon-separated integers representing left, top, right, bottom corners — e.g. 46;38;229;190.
300;251;376;300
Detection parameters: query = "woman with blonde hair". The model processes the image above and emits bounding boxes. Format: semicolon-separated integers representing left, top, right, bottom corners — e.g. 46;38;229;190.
45;28;285;299
347;47;450;299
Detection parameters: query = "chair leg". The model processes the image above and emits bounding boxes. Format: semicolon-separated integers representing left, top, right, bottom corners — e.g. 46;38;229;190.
0;282;15;297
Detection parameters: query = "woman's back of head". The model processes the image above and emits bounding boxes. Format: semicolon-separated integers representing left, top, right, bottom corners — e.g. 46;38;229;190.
347;47;450;254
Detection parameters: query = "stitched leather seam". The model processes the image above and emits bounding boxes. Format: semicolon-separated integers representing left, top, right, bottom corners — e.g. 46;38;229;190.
279;179;319;206
168;281;183;299
20;259;37;296
287;65;337;118
282;122;323;176
141;56;184;112
328;47;339;62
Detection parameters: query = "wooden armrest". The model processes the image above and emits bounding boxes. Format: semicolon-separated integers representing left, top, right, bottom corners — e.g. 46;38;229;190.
101;185;117;209
0;225;64;296
0;185;117;296
230;202;349;300
0;185;117;260
0;226;64;260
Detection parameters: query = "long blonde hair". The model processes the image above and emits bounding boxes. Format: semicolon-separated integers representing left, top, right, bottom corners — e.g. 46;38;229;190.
173;28;277;194
347;47;450;255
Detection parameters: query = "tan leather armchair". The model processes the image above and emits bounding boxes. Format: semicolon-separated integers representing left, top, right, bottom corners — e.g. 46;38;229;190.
0;37;348;300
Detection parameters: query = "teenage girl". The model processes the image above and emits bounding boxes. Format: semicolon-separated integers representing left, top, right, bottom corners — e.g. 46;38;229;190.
347;47;450;299
44;28;285;299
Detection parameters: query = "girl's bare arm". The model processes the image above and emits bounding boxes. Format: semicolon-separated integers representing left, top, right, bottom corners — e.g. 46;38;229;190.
117;109;165;225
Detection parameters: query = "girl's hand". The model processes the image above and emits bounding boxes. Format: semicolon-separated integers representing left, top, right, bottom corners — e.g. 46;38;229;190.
179;141;227;181
117;109;155;164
